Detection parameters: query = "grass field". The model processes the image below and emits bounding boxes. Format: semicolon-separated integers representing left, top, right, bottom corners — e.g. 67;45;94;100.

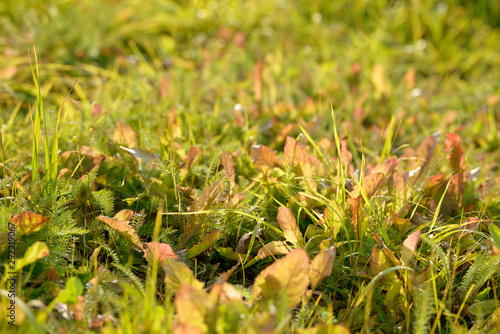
1;0;500;333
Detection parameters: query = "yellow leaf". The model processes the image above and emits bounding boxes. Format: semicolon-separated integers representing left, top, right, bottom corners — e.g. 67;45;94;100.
277;207;304;248
252;248;310;309
97;214;143;250
309;246;336;290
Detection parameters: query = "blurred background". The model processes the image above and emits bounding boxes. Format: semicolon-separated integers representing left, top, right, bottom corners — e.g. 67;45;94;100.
0;0;499;156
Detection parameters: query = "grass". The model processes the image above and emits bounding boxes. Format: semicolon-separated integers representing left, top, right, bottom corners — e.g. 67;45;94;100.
1;0;500;333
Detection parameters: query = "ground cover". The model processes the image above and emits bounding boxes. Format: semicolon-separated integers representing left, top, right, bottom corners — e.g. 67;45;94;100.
1;0;500;332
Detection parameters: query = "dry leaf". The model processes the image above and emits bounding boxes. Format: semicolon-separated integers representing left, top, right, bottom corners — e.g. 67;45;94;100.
187;146;198;169
253;60;263;103
401;229;421;266
97;213;144;250
235;228;265;254
113;121;138;148
175;284;211;332
163;258;204;293
257;241;291;259
445;133;464;172
250;145;280;170
309;246;336;290
277;207;305;248
252;249;310;309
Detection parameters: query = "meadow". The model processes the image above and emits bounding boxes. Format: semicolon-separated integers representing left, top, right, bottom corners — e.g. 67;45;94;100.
1;0;500;333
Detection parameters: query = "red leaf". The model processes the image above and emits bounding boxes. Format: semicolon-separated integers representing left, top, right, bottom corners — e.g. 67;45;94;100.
144;242;178;264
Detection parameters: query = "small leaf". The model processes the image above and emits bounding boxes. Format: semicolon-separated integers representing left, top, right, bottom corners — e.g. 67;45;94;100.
468;299;498;318
226;192;245;209
252;248;310;309
97;215;144;250
221;150;235;189
321;199;344;239
163;258;204;293
58;277;84;305
250;145;279;170
113;121;137;148
144;242;178;265
389;210;409;232
215;247;242;261
413;133;439;181
489;224;500;250
350;196;361;240
401;229;421;266
187;146;198;168
370;245;400;287
209;282;243;302
373;157;397;180
11;211;50;236
445;133;464;172
277;207;305;248
14;241;50;271
113;209;134;222
235;228;265;254
350;172;385;199
187;230;221;259
309;246;336;290
388;171;410;212
257;241;291;259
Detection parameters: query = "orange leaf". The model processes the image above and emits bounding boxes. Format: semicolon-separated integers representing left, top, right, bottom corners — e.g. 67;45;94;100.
401;229;421;266
372;157;398;180
11;211;50;236
187;146;198;169
113;121;138;148
250;145;280;171
284;136;308;168
221;150;235;188
445;133;464;172
144;242;178;265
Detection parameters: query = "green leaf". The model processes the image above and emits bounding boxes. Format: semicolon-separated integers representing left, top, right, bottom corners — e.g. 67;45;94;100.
163;258;204;294
215;247;242;261
15;241;50;271
187;230;221;259
489;224;500;250
321;199;344;238
57;277;84;305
